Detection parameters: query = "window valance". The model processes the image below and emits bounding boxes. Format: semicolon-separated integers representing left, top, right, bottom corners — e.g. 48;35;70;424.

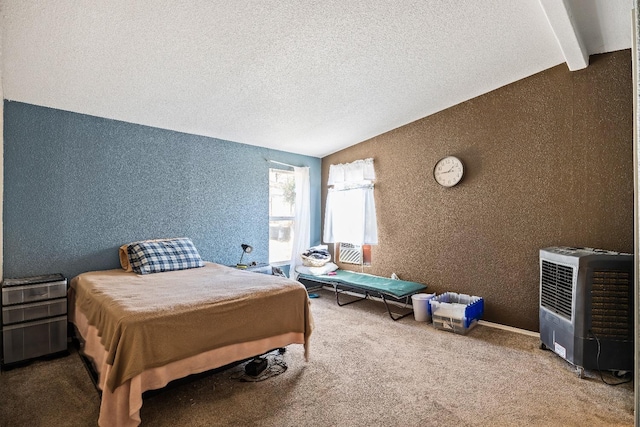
327;158;376;187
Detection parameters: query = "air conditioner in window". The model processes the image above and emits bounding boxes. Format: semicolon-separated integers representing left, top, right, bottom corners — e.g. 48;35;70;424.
338;243;362;265
539;246;633;377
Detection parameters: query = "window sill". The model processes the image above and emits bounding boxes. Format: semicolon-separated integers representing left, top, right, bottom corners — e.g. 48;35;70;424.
270;260;290;267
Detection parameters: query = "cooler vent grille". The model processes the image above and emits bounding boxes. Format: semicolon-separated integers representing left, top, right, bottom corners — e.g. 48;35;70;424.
540;260;573;321
590;270;632;340
339;243;362;265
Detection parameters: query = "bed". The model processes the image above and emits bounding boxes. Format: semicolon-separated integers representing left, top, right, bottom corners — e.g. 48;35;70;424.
296;269;427;320
69;258;313;427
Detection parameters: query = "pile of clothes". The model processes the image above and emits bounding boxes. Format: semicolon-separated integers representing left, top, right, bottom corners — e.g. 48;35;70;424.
296;245;338;277
301;246;331;265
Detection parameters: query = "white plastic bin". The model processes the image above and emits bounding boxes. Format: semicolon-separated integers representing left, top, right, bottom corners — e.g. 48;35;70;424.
411;293;435;322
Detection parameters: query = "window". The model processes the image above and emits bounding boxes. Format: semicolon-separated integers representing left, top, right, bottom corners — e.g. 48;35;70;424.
269;168;295;264
323;158;378;246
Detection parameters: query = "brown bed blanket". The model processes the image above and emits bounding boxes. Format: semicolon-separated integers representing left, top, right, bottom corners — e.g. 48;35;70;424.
71;262;313;392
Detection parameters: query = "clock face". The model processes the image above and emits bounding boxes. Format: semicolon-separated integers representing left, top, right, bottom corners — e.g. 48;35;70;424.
433;156;464;187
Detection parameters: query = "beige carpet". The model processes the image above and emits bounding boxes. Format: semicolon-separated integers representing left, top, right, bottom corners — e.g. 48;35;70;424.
0;288;634;426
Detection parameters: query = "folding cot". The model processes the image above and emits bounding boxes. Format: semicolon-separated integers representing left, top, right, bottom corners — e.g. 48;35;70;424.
297;270;427;321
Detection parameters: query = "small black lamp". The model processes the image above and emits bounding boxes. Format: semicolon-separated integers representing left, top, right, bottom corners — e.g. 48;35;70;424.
237;244;253;268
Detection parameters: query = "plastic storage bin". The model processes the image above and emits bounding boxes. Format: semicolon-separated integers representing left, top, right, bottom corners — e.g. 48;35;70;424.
2;298;67;324
428;292;484;334
2;274;68;365
2;315;68;364
2;280;67;305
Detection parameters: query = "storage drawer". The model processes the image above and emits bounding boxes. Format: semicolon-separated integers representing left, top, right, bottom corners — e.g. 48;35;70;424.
2;315;67;364
2;298;67;325
2;280;67;305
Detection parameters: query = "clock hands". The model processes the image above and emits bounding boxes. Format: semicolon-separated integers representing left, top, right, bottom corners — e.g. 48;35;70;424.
434;156;463;187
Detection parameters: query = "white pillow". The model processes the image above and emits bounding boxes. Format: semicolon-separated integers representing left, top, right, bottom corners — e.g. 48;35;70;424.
295;262;339;276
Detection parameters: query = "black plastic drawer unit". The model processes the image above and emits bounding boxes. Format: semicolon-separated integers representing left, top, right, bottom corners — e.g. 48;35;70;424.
1;274;68;365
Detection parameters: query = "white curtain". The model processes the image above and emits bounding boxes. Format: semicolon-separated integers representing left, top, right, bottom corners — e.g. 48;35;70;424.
289;166;310;279
323;158;378;245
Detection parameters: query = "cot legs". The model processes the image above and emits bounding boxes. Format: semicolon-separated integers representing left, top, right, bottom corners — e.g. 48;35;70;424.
332;285;414;321
380;294;414;321
333;284;368;306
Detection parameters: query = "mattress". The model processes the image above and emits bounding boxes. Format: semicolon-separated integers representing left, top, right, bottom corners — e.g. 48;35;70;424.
69;262;313;426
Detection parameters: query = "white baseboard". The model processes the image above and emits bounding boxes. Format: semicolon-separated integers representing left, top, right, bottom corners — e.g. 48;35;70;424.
478;320;539;338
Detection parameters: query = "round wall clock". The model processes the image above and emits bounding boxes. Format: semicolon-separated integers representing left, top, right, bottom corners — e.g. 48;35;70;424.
433;156;464;187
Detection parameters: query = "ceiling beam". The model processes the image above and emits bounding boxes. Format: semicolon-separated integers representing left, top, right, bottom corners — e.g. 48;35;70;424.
539;0;588;71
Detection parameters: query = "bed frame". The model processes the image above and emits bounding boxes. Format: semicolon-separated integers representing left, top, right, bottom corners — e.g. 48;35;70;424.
297;270;427;321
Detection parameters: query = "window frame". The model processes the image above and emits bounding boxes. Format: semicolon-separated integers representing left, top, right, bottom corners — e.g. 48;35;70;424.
268;168;296;265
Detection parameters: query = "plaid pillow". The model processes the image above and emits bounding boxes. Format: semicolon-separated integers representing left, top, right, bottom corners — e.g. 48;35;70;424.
126;238;204;275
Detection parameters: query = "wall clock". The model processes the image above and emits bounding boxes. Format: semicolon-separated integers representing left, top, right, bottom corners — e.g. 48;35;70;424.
433;156;464;187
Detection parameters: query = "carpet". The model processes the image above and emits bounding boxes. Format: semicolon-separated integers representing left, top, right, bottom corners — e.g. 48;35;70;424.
0;288;634;426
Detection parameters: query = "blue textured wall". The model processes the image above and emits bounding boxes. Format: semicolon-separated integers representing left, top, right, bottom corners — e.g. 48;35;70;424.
3;101;321;280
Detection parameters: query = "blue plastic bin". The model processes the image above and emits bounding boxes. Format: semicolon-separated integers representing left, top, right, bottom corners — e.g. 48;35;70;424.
428;292;484;334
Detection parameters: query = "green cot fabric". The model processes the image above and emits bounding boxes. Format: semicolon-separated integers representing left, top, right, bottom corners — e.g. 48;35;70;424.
300;270;426;298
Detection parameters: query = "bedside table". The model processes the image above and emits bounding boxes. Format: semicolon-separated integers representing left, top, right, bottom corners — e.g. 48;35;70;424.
235;263;272;275
2;273;68;366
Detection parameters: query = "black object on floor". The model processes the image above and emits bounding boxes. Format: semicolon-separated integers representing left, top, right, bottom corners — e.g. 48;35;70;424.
245;357;268;376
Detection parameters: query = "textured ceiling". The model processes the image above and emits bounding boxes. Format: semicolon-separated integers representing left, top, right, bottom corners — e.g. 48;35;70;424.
1;0;633;158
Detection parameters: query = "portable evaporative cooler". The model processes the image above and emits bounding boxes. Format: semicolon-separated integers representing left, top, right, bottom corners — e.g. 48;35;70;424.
539;246;633;377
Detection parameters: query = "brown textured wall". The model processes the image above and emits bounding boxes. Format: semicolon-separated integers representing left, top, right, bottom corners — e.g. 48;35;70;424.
321;50;633;332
